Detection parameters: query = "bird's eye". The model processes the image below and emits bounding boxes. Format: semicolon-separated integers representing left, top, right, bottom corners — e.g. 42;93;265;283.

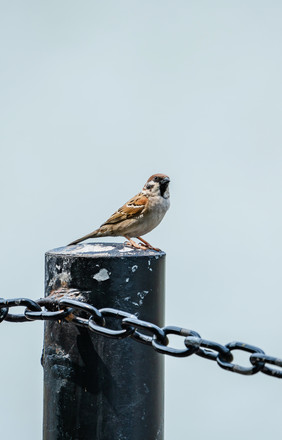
153;176;159;182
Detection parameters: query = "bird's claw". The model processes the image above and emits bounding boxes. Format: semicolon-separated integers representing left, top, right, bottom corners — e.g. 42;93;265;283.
124;240;147;251
138;242;161;252
124;236;161;252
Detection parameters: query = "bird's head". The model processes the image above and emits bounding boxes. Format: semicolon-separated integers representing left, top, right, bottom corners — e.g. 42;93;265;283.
143;173;170;199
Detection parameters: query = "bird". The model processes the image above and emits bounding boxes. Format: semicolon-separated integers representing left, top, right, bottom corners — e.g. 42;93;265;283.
68;173;170;251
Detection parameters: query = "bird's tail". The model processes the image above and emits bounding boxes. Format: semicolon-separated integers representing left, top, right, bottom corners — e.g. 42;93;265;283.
68;228;104;246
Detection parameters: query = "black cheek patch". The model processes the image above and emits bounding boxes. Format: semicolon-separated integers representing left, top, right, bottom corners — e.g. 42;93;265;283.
160;182;168;197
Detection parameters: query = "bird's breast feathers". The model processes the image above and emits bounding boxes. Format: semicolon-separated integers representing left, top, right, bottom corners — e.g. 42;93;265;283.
126;193;170;237
147;194;170;223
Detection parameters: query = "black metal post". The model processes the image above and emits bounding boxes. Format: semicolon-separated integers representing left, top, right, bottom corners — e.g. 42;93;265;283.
43;243;165;440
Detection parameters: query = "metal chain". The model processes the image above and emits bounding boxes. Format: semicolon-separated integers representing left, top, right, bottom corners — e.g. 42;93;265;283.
0;295;281;379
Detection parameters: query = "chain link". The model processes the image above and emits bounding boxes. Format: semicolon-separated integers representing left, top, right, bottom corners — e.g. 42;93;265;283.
0;295;281;379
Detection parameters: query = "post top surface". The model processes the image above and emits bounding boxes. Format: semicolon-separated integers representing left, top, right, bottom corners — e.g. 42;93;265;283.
46;242;166;258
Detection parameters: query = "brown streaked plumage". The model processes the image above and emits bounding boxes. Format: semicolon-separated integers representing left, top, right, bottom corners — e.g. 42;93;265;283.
68;173;170;250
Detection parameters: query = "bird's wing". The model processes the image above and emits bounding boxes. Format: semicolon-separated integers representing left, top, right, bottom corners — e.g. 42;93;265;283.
101;193;148;225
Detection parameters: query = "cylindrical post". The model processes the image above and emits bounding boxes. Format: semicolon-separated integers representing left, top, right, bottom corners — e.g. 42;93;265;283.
42;243;165;440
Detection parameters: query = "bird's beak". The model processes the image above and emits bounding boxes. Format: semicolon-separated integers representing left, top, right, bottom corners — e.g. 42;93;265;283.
161;177;170;184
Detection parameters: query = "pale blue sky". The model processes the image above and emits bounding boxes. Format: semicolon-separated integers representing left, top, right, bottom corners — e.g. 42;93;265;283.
1;1;282;439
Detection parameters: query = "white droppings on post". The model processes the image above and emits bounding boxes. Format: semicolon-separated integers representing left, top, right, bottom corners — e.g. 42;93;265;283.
80;244;115;253
131;265;138;272
137;290;149;305
60;244;115;254
93;268;111;282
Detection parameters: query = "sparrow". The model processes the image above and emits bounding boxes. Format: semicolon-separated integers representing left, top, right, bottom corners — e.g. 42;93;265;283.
68;173;170;251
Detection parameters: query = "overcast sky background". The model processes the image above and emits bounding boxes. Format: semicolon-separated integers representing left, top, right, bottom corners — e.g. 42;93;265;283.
1;1;282;439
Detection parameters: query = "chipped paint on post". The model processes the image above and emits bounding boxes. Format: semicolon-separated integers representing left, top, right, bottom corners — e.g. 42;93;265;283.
48;271;71;288
93;268;111;282
137;290;149;306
